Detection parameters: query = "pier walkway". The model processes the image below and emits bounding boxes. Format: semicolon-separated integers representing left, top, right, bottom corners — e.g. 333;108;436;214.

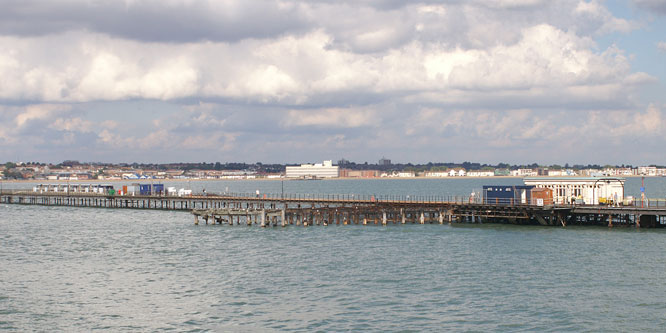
2;190;666;228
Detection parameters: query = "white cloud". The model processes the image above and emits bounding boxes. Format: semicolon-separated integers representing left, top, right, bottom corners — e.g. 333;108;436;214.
478;0;547;9
575;0;637;34
0;0;661;164
101;120;119;130
623;72;658;85
593;104;663;137
0;23;642;111
49;117;94;132
658;41;666;52
400;105;664;150
284;108;377;128
14;104;71;127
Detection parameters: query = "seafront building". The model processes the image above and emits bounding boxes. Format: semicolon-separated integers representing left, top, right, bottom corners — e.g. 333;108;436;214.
285;160;339;178
4;160;666;181
511;169;538;177
339;169;380;178
467;171;494;177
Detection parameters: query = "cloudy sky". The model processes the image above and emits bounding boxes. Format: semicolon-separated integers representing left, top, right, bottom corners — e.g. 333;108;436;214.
1;0;665;165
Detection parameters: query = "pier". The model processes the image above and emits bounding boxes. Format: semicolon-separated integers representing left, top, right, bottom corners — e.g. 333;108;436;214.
2;189;666;228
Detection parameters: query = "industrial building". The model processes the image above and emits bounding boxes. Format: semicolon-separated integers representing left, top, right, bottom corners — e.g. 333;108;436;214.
524;177;625;205
285;160;339;178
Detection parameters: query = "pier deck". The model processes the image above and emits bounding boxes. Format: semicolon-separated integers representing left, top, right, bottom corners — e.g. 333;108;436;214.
2;190;665;228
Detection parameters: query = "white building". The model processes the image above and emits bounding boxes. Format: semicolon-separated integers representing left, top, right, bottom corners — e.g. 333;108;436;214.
547;169;577;176
524;177;625;205
638;166;657;176
447;169;466;177
603;168;633;176
467;171;494;177
395;171;415;178
511;169;538;177
285;160;339;178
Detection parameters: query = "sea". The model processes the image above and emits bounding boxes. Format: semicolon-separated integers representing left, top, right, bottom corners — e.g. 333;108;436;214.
1;177;665;332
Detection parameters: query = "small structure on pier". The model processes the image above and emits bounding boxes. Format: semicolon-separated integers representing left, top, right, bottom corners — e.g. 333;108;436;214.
524;177;625;205
483;185;535;205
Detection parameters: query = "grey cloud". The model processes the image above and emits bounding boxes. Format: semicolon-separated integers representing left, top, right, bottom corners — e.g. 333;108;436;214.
1;101;665;165
0;0;628;50
0;0;310;42
634;0;666;15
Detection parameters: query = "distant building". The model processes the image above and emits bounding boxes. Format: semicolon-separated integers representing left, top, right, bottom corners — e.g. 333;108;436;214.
424;171;449;177
511;169;538;177
548;169;576;176
379;157;391;166
337;158;351;166
286;160;339;178
494;169;510;176
394;171;415;178
467;171;494;177
638;166;658;176
578;169;602;177
339;169;379;178
604;168;633;176
447;169;466;177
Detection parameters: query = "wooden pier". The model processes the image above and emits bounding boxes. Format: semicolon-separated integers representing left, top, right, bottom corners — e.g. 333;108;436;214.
2;190;666;228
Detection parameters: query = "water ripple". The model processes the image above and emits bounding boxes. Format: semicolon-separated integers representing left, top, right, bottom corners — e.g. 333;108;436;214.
1;204;666;331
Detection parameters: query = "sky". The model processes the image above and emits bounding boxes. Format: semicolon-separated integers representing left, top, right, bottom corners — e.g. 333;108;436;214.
0;0;665;165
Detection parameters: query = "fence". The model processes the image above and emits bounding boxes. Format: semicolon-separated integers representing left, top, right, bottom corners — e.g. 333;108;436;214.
4;188;666;208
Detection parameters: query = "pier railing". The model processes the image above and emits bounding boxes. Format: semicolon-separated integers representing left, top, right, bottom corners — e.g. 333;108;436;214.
0;189;484;204
212;191;487;204
4;188;666;208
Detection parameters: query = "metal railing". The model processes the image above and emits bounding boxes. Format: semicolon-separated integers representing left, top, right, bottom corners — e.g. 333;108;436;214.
4;188;666;209
206;191;488;204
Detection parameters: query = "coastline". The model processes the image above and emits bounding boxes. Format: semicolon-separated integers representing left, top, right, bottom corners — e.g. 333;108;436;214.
0;175;653;184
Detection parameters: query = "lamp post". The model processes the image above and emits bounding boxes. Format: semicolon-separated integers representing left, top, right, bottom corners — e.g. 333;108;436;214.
592;178;602;205
641;176;645;208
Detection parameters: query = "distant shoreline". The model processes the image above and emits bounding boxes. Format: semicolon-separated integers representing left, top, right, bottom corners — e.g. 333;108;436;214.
0;175;655;183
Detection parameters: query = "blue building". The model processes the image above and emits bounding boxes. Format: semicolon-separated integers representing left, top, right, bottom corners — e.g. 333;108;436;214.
483;185;535;205
153;184;165;195
139;184;152;195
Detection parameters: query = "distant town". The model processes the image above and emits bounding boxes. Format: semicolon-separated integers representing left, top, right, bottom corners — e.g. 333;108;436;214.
2;158;665;181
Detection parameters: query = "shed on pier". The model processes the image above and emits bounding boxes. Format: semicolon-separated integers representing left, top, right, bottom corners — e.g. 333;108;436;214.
483;185;535;205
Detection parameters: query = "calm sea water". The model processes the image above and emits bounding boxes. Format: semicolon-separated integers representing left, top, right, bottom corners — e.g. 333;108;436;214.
2;178;666;331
